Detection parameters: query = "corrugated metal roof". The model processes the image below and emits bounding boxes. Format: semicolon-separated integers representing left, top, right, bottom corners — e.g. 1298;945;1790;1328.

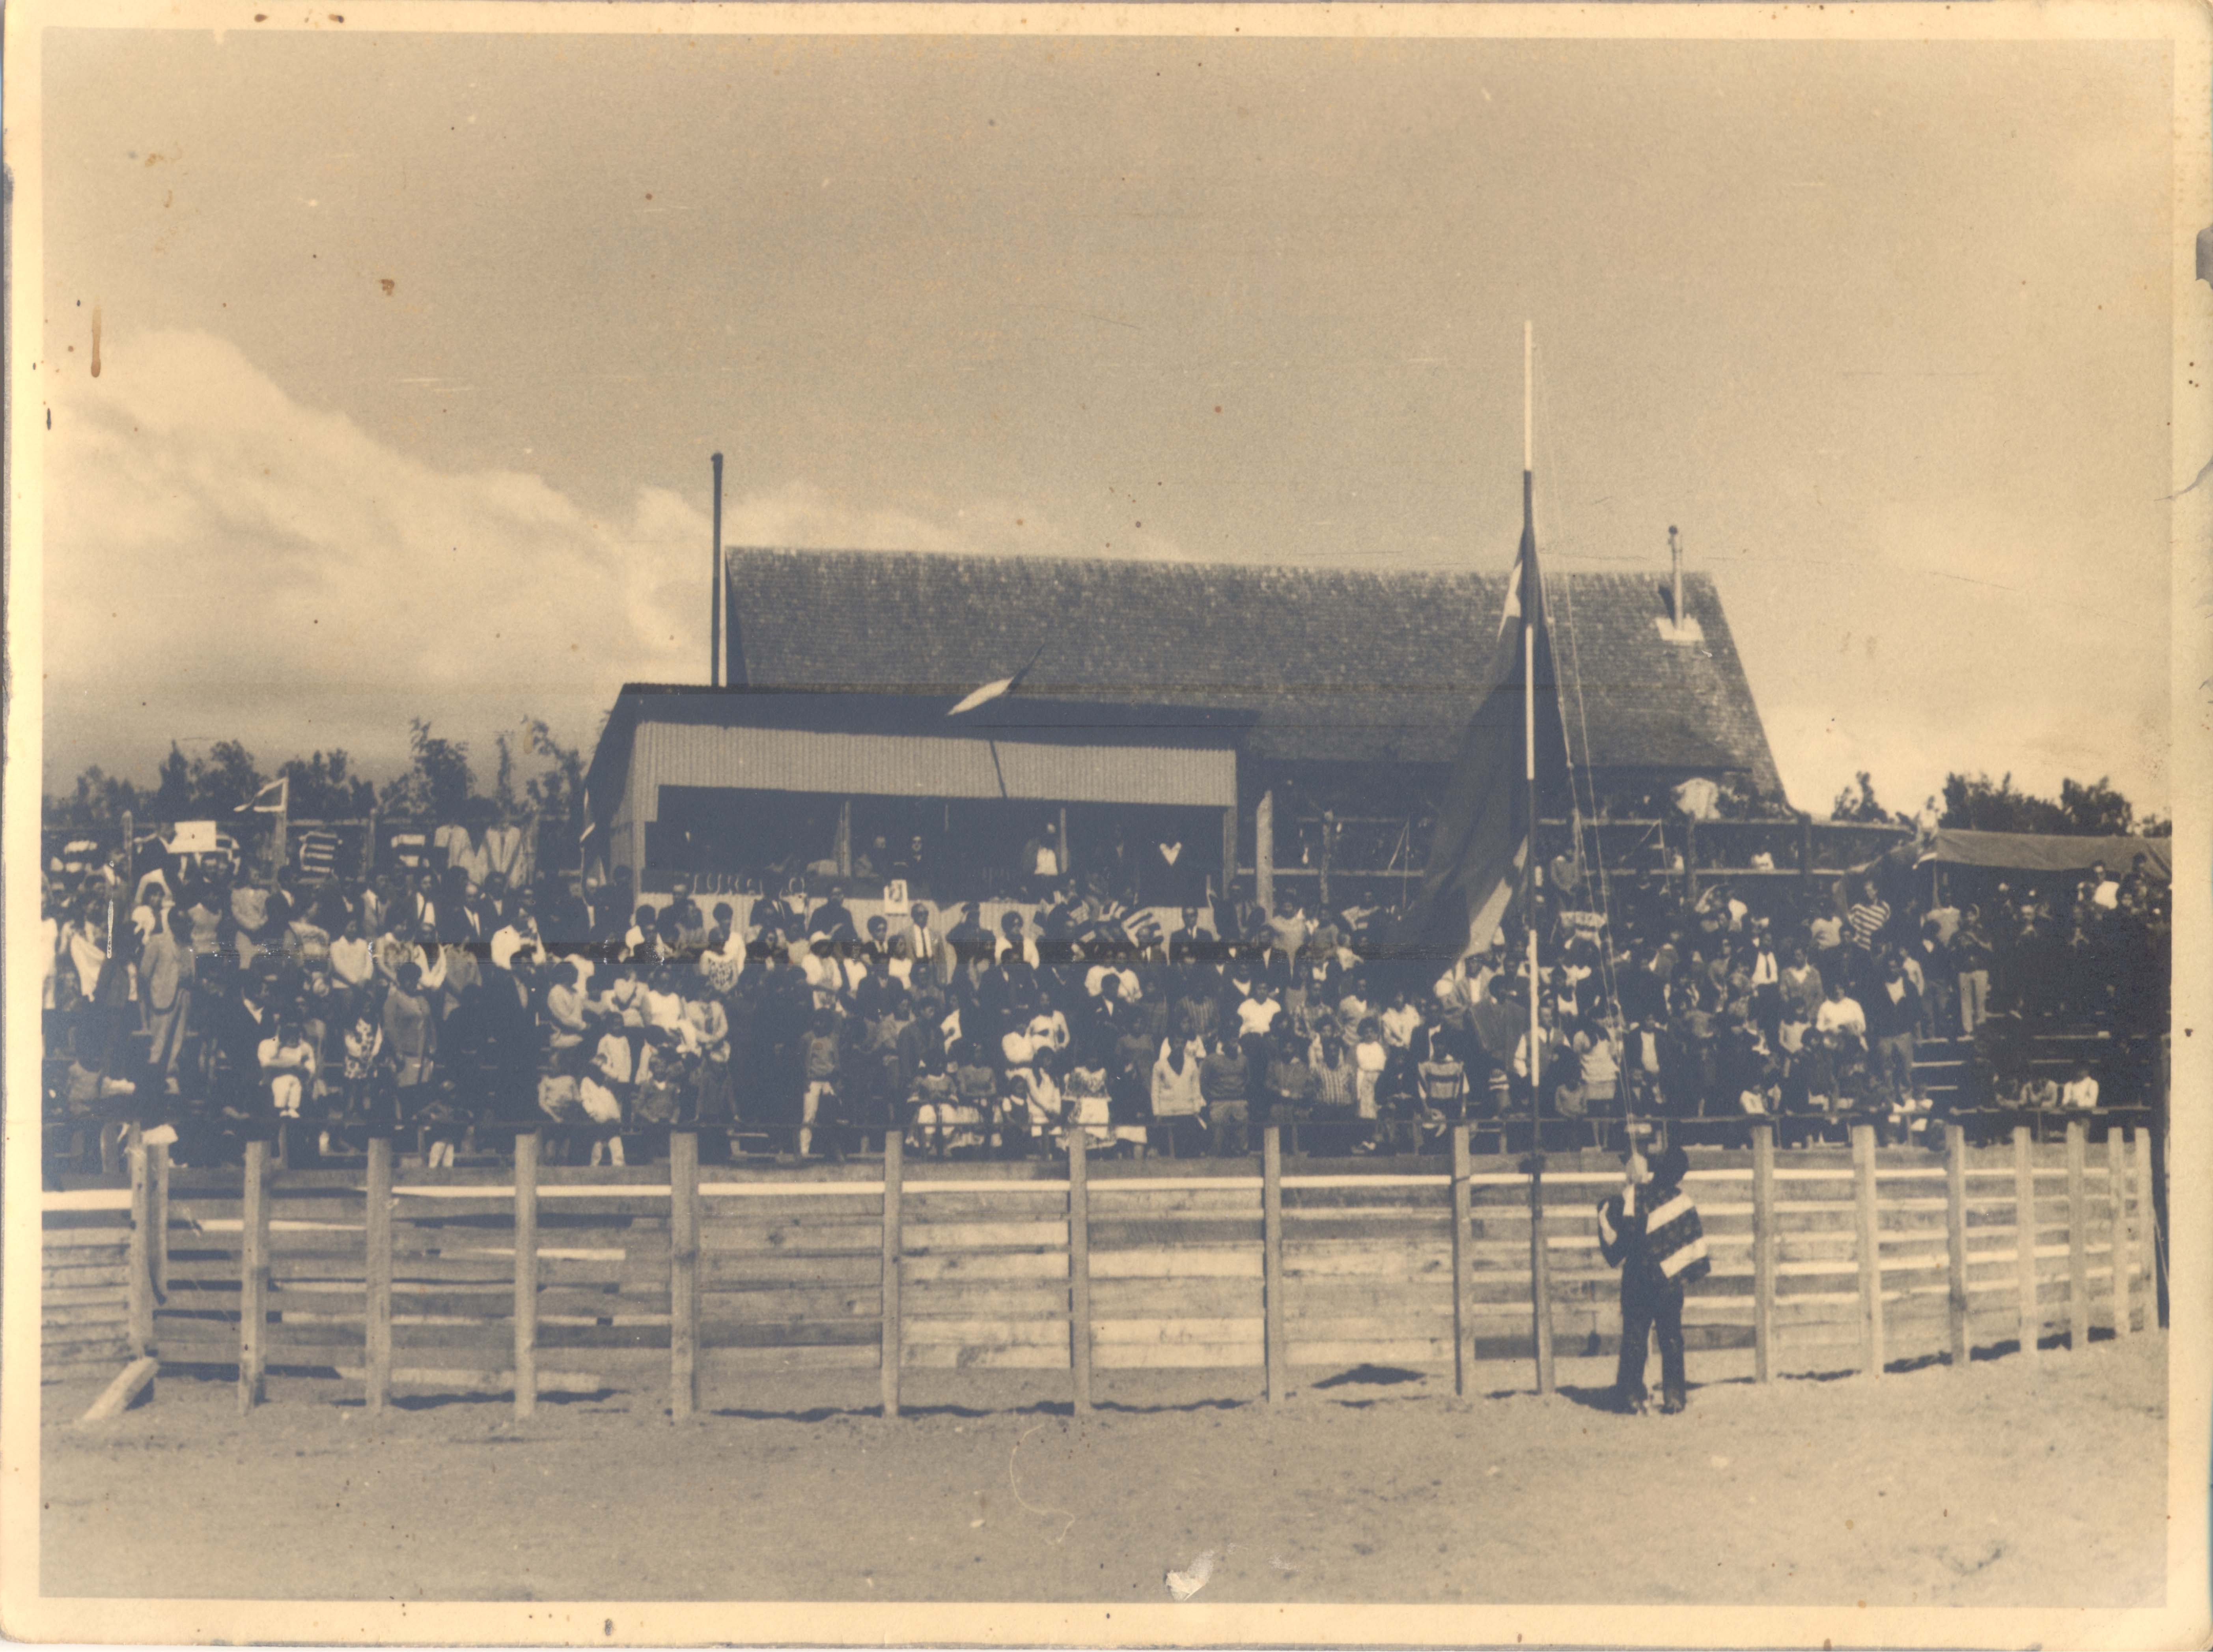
633;720;1235;808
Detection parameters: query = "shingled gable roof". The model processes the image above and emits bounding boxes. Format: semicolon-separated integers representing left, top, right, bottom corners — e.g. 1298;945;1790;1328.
726;547;1786;799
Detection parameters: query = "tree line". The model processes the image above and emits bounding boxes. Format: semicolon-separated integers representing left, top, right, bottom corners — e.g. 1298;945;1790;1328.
45;718;588;840
1829;769;2169;837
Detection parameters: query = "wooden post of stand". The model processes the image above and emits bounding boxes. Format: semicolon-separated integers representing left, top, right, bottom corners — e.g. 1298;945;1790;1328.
237;1138;269;1412
1262;1126;1286;1406
1851;1122;1884;1377
1067;1129;1091;1415
835;801;853;880
1752;1122;1776;1384
513;1130;540;1417
364;1136;392;1412
126;1124;153;1357
1450;1125;1474;1398
670;1131;700;1421
1944;1123;1970;1370
1254;790;1276;916
2065;1119;2089;1351
2108;1127;2133;1339
2013;1124;2039;1361
1220;807;1239;899
1058;804;1071;882
881;1129;903;1418
149;1141;170;1299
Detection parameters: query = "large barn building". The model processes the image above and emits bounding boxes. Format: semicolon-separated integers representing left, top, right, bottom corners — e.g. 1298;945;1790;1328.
584;545;1787;909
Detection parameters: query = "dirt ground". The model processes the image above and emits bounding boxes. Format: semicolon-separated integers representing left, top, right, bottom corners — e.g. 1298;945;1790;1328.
40;1335;2166;1607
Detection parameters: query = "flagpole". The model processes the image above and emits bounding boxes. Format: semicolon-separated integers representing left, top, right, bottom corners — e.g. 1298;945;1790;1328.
1523;319;1555;1396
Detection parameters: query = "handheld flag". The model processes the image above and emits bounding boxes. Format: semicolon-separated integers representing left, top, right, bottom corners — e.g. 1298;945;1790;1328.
235;776;288;815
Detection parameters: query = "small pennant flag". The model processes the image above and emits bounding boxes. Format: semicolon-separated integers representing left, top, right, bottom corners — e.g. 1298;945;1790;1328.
948;632;1053;717
235;776;288;814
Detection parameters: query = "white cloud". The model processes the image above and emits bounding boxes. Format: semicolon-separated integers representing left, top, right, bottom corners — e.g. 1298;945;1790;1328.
39;329;1129;788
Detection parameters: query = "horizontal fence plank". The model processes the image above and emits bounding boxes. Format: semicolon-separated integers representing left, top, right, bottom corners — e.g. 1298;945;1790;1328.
901;1344;1068;1370
1094;1342;1266;1370
897;1282;1066;1319
901;1221;1069;1253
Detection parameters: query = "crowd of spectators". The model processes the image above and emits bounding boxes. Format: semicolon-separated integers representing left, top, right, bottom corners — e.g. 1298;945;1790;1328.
39;826;2170;1172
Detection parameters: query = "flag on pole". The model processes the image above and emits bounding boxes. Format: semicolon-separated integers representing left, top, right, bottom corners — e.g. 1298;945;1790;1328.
1399;474;1570;963
235;776;288;814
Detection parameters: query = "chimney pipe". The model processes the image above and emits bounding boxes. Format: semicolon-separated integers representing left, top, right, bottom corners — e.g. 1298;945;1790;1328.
1668;524;1683;636
710;453;724;688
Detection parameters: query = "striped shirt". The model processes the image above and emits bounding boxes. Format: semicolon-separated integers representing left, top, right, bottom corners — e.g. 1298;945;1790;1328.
1597;1181;1712;1288
1847;899;1891;947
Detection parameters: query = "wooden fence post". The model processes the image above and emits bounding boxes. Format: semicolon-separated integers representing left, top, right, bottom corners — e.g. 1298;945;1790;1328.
2107;1127;2133;1339
1450;1125;1474;1398
238;1138;269;1412
1851;1123;1884;1378
2132;1128;2156;1329
2065;1120;2089;1351
364;1135;392;1412
670;1130;700;1421
2013;1124;2039;1361
1752;1122;1776;1384
513;1129;540;1417
881;1129;904;1419
1528;1155;1556;1396
1067;1129;1091;1415
1944;1122;1970;1370
1262;1126;1286;1406
149;1140;170;1300
126;1124;153;1357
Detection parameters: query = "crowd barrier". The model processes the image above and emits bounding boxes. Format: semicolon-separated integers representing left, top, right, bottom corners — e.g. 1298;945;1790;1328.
46;1119;2160;1418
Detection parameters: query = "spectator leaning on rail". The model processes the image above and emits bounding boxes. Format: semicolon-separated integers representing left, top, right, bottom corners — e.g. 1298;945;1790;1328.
1597;1140;1710;1415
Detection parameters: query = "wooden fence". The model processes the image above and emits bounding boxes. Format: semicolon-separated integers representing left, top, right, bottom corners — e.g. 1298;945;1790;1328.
47;1121;2159;1413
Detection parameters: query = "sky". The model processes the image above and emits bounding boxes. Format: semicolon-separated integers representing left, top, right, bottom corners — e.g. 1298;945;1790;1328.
34;26;2176;819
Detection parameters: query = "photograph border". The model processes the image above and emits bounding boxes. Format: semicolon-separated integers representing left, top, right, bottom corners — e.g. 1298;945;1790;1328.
4;2;2207;1645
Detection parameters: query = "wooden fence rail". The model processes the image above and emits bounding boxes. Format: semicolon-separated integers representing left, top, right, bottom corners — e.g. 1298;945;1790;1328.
45;1121;2160;1415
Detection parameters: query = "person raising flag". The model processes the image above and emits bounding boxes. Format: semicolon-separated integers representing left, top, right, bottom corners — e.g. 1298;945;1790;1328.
1597;1140;1710;1415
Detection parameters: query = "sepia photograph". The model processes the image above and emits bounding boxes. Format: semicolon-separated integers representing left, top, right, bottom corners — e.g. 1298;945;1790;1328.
5;2;2208;1645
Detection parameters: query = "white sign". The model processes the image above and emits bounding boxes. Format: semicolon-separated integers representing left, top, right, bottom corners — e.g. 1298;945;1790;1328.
168;821;218;854
882;880;910;909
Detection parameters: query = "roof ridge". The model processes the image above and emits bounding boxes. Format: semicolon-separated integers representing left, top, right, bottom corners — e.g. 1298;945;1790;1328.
728;544;1507;584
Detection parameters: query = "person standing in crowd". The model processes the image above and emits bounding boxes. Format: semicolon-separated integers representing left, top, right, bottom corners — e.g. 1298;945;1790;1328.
1597;1141;1709;1415
1847;878;1892;954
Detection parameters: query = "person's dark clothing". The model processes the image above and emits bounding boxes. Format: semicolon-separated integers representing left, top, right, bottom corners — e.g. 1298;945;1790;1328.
1597;1173;1709;1410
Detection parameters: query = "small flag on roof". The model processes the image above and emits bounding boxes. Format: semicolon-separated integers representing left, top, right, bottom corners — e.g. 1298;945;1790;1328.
948;633;1053;717
235;776;288;814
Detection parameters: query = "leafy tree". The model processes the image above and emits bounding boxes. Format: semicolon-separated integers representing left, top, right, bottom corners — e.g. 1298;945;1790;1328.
277;750;377;819
2055;777;2135;836
1829;770;1899;825
1941;771;2151;836
381;719;478;820
151;744;194;819
522;718;587;840
194;740;265;816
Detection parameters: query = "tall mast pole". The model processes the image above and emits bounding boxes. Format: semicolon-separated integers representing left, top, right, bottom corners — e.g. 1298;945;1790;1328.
710;453;725;689
1523;320;1555;1394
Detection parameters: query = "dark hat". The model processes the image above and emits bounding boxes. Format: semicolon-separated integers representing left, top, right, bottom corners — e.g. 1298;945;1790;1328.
1653;1144;1691;1187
